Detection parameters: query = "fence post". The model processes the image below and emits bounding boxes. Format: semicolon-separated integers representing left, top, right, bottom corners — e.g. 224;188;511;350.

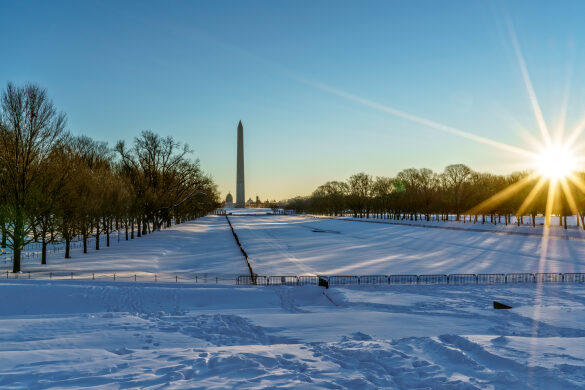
135;274;137;282
114;273;116;281
93;273;95;280
176;275;178;283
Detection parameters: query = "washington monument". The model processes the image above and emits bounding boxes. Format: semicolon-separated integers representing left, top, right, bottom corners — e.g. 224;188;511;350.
236;120;245;207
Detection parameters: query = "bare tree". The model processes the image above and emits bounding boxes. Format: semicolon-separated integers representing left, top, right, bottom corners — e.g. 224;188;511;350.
0;83;66;272
442;164;473;221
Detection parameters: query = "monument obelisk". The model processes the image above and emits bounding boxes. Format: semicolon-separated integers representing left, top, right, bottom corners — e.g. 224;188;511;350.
236;120;245;208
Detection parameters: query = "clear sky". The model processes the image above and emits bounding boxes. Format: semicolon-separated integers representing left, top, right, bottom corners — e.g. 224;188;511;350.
1;0;584;201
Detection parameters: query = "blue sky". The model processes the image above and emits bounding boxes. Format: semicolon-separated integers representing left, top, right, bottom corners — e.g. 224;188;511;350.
1;0;584;200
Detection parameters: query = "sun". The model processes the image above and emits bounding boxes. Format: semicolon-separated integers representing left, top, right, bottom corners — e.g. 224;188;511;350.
534;144;577;181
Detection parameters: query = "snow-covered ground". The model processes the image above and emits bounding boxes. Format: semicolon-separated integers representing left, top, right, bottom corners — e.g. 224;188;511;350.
313;213;585;238
2;211;585;388
1;280;585;388
0;216;249;279
230;214;585;276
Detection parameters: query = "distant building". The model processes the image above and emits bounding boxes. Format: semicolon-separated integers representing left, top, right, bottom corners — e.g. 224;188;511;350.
225;192;235;208
246;197;254;207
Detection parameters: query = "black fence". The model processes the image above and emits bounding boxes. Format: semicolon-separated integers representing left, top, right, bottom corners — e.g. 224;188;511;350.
2;271;236;284
236;272;585;287
4;270;584;288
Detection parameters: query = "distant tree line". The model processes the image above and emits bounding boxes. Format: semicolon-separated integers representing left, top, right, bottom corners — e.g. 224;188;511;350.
0;82;220;273
285;165;585;229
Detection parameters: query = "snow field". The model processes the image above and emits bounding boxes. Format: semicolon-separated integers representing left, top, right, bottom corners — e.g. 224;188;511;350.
229;214;585;276
2;212;585;388
1;281;585;388
0;216;249;278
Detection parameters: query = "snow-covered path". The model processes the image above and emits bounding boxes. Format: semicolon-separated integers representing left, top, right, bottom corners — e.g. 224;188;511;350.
229;214;585;275
1;280;585;389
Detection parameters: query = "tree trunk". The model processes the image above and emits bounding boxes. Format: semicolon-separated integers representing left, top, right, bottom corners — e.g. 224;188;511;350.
12;216;24;273
65;235;71;259
83;229;88;254
13;247;21;273
125;219;129;240
42;239;47;265
1;218;7;248
105;218;110;247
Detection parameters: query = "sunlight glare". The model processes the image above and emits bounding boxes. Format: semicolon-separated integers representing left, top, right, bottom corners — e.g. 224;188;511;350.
535;144;577;180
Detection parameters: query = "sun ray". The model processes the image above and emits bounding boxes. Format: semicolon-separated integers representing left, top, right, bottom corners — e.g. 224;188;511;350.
565;116;585;149
516;176;547;217
543;177;558;228
466;173;538;215
558;177;580;218
566;173;585;194
554;62;573;144
506;17;552;146
296;77;536;158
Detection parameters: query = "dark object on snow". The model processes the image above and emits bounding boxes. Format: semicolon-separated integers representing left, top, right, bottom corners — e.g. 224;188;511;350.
493;301;512;309
318;277;329;289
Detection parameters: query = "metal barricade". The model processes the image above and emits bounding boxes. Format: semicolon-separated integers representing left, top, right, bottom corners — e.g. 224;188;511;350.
477;274;506;284
448;274;477;284
236;275;253;285
328;276;360;286
359;275;389;285
418;274;448;284
388;275;419;285
535;273;563;283
505;273;535;283
563;273;585;283
298;276;318;285
267;276;299;286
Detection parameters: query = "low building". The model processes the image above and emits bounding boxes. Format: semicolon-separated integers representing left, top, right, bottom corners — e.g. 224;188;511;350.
225;192;235;208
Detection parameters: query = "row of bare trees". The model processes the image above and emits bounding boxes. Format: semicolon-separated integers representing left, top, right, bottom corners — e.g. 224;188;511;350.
0;83;220;273
286;165;585;229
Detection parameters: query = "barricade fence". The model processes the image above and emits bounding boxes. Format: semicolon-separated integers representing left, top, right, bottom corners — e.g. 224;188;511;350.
3;271;585;287
2;271;238;285
237;272;585;287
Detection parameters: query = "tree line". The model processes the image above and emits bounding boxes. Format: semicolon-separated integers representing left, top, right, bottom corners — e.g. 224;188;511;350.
285;165;585;229
0;82;220;273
